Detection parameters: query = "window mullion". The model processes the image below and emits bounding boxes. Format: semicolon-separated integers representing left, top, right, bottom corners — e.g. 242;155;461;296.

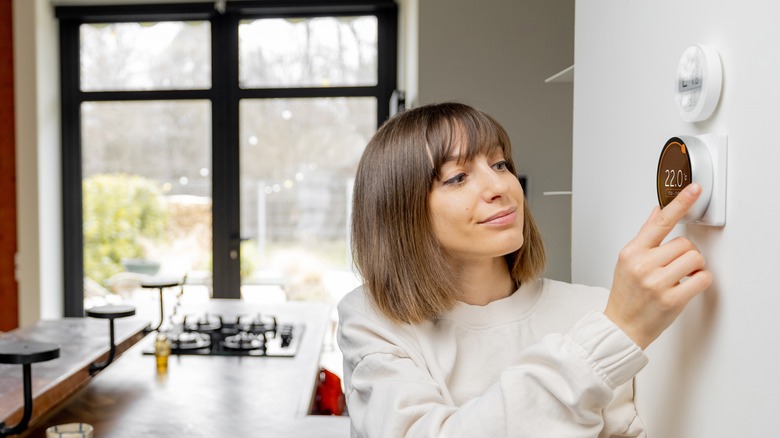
61;18;85;317
211;12;242;298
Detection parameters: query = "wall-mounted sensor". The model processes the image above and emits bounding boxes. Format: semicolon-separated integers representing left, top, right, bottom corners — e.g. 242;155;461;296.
656;134;727;226
674;45;722;122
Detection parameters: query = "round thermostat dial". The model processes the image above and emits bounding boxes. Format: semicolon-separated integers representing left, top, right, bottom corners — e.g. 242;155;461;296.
674;45;722;122
656;136;713;222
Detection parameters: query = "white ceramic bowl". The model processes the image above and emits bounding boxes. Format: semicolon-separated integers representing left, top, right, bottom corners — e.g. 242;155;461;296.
45;423;94;438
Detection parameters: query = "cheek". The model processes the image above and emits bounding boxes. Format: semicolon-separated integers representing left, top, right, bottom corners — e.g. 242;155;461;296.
435;206;462;229
429;197;465;236
427;197;447;236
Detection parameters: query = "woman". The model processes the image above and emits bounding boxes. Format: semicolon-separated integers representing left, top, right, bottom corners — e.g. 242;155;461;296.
338;102;711;437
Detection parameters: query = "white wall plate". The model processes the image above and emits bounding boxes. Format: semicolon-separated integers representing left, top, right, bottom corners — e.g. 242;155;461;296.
656;133;727;226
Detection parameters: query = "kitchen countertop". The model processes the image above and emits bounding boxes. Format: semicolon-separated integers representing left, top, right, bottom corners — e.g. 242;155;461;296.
21;300;350;437
0;316;150;433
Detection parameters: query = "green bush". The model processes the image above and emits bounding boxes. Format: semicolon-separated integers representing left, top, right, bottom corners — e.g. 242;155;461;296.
83;174;168;285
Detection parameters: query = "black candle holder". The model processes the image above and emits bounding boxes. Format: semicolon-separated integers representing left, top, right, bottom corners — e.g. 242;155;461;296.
85;304;136;374
0;341;60;437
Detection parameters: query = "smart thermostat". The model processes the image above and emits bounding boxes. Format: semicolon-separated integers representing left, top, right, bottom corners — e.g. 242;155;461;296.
656;134;727;226
674;45;722;122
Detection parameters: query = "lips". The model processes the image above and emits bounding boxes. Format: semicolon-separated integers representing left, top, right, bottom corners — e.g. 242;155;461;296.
479;208;517;225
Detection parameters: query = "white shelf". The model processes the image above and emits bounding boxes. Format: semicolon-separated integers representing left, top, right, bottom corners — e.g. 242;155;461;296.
544;65;574;83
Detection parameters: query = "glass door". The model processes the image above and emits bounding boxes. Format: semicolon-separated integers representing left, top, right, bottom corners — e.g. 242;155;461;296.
236;16;379;303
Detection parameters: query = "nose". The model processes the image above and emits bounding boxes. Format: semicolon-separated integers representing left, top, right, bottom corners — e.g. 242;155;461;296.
477;165;510;201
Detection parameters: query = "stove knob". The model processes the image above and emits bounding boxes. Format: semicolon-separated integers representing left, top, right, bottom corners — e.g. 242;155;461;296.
280;332;293;348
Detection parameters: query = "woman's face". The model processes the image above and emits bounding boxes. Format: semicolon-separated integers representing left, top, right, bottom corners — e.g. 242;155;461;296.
428;143;525;264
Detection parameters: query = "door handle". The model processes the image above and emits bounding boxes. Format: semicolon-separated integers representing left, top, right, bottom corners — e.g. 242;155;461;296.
228;234;250;260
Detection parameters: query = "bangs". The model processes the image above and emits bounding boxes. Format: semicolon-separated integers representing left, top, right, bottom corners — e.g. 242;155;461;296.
424;104;513;179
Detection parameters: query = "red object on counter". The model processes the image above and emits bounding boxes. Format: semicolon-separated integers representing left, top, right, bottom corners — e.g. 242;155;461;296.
313;368;346;416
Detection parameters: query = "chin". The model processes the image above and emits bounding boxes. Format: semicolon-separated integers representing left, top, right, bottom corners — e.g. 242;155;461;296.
496;237;524;257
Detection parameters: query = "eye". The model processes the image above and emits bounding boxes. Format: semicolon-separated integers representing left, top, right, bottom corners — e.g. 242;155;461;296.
492;160;508;171
443;173;467;185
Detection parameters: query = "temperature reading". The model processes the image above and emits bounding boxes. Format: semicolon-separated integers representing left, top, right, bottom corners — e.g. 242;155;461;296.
664;169;688;188
656;137;693;208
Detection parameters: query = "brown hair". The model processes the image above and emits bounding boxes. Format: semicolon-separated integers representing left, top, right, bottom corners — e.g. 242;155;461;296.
351;102;546;324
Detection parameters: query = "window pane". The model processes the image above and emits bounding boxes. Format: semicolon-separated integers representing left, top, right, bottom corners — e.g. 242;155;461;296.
239;16;377;88
80;22;211;91
81;101;212;305
239;97;374;299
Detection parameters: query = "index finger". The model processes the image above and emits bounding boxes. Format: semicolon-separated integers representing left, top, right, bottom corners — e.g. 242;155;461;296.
634;183;702;248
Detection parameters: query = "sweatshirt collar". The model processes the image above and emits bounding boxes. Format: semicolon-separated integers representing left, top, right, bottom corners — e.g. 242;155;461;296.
442;278;544;327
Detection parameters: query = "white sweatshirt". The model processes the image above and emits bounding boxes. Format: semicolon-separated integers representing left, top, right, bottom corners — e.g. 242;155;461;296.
337;278;649;437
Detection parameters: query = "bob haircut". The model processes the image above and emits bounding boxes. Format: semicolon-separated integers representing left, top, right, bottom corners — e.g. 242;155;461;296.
351;102;546;324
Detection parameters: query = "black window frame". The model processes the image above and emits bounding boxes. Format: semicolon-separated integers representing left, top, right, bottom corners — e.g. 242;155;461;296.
56;1;398;317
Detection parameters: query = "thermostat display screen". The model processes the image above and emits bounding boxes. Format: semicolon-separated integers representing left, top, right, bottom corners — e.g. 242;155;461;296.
657;137;692;208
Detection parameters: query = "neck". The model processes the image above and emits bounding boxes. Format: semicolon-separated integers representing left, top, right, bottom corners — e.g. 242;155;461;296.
456;257;517;306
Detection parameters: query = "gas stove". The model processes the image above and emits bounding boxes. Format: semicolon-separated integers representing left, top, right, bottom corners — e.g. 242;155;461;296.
144;313;304;357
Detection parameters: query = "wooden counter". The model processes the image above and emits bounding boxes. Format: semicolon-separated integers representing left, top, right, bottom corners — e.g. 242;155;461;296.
0;316;150;432
21;300;350;437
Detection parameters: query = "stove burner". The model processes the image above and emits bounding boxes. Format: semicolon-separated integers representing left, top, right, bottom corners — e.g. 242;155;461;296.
237;314;278;335
169;331;211;350
223;332;266;351
183;313;222;333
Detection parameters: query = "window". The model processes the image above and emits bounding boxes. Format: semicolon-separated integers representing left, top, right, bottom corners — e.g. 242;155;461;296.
57;1;397;316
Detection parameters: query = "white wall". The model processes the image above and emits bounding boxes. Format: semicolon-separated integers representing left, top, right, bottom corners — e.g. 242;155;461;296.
14;0;63;324
397;0;418;106
418;0;575;282
573;1;780;436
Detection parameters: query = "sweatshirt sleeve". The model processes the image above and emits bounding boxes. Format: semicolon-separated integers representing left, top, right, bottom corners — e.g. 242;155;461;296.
338;293;648;438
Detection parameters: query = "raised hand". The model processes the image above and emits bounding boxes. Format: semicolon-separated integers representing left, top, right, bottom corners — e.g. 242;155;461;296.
604;183;713;349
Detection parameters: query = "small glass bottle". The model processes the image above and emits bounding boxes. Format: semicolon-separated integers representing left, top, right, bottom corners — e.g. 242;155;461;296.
154;333;171;374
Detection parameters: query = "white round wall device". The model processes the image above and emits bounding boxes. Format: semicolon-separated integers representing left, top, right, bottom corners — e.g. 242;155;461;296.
674;45;722;122
656;135;713;222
